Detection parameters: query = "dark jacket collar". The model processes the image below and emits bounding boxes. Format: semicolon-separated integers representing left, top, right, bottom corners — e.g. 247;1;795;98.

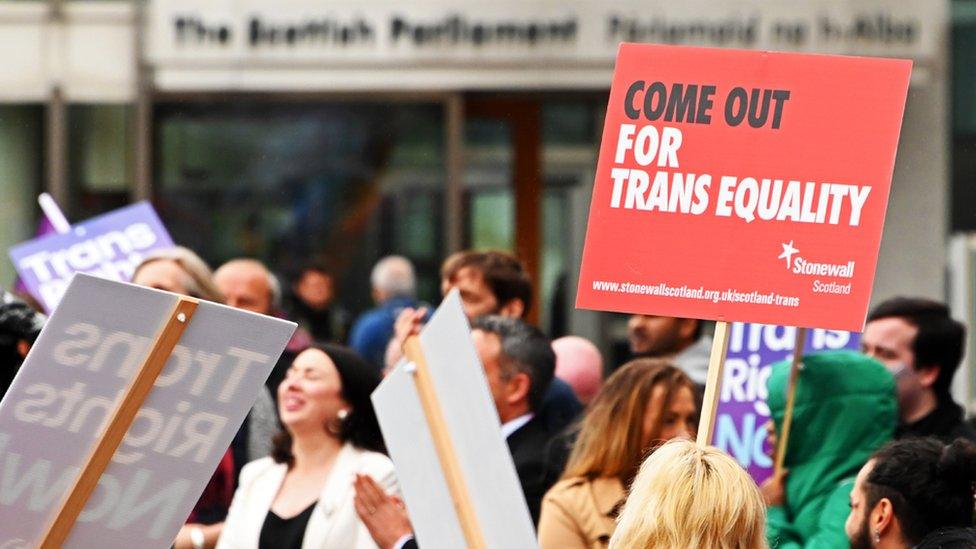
897;398;968;442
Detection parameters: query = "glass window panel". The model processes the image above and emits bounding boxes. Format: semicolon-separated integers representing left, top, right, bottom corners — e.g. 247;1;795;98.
464;116;513;252
540;99;603;336
154;101;445;314
470;191;514;250
0;105;43;288
67;104;132;220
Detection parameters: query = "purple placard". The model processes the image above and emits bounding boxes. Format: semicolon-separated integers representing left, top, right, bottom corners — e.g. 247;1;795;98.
712;323;861;484
13;216;57;296
8;202;174;313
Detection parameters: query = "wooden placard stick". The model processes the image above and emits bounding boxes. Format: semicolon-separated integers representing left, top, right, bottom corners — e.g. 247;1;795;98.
40;297;198;549
773;327;807;476
403;336;487;549
697;320;731;446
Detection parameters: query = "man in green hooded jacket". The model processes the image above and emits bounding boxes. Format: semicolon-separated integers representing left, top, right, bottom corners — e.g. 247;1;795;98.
764;351;897;548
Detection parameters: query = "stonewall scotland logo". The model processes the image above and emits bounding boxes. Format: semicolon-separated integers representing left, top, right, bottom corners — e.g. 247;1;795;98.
778;240;799;270
779;241;855;278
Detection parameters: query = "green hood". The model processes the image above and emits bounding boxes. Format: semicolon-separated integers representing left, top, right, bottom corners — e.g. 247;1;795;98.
768;351;896;525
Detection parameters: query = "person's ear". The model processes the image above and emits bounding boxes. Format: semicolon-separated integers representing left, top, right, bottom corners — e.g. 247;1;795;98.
505;372;531;406
871;498;896;542
16;339;30;359
498;298;525;319
915;364;941;390
677;319;698;341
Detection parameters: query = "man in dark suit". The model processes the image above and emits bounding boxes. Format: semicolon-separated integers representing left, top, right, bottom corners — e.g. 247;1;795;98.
357;316;558;547
469;315;557;524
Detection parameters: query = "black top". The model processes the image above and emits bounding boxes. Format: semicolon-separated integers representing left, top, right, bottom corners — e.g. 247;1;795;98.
259;501;317;549
538;378;583;434
897;399;976;444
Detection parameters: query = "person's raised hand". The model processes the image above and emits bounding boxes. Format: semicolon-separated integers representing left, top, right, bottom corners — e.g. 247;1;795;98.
760;469;789;507
393;307;427;348
353;473;413;549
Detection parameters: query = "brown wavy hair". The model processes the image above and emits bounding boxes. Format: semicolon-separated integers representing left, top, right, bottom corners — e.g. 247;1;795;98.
562;359;696;486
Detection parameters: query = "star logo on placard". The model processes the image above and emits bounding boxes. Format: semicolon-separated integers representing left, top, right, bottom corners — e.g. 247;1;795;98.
779;241;799;270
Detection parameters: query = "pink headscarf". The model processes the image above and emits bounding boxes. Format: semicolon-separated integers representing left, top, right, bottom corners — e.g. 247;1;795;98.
552;336;604;405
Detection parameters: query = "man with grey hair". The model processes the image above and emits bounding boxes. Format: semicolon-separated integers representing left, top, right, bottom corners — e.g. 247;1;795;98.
471;315;556;525
349;255;418;371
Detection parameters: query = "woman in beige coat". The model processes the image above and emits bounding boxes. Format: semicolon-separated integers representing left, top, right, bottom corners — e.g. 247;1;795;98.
538;359;697;548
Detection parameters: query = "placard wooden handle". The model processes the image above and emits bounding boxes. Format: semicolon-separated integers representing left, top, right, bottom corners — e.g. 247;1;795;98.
403;336;487;549
697;320;731;446
774;327;807;476
39;297;198;548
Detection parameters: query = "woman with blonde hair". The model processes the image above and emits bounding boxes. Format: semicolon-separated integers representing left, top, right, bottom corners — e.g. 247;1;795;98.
538;359;697;548
131;246;275;548
132;246;225;302
610;439;767;549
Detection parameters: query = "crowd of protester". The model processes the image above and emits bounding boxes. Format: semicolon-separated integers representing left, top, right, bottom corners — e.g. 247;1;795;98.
2;246;976;548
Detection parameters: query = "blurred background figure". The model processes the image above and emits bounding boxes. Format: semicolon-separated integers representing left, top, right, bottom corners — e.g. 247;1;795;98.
861;297;976;443
215;258;312;400
0;291;44;398
846;438;976;549
289;262;350;344
440;250;532;319
132;246;224;302
538;360;696;548
764;352;897;549
217;344;395;549
214;258;282;315
551;336;603;406
349;256;417;372
626;315;710;389
132;247;278;549
609;439;767;549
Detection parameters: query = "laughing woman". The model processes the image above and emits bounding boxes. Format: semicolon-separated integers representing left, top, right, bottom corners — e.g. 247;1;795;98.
217;344;395;549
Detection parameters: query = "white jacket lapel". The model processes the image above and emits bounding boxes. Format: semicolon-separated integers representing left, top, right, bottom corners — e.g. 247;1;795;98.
301;443;358;549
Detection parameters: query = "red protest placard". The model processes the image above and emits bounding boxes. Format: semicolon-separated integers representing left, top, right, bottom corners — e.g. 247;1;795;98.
576;44;911;331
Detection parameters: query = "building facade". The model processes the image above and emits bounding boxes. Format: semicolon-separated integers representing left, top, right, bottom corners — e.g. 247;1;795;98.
0;0;962;387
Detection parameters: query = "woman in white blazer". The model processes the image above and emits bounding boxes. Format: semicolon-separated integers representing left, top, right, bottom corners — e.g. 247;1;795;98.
217;344;396;549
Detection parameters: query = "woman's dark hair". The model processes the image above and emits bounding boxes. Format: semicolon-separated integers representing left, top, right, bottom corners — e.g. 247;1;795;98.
865;438;976;545
272;343;386;466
